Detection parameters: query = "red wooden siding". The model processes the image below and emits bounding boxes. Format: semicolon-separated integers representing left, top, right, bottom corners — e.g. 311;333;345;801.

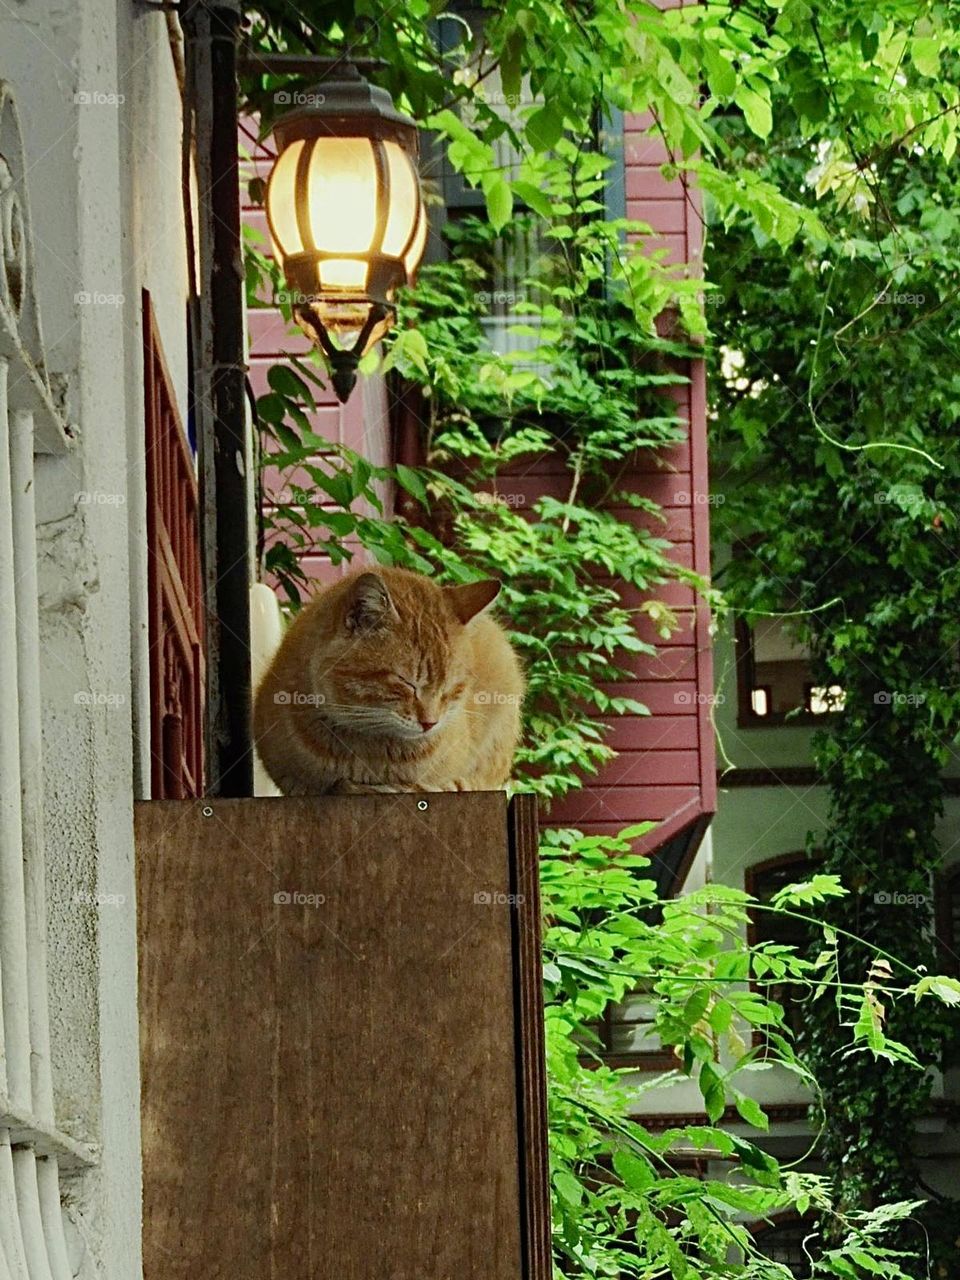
527;109;715;878
144;290;204;799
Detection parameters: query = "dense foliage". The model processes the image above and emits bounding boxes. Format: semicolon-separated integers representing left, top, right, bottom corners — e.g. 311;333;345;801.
542;831;959;1277
707;21;960;1275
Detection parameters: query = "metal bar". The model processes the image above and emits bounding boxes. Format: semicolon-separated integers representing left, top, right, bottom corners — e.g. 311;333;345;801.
182;0;254;796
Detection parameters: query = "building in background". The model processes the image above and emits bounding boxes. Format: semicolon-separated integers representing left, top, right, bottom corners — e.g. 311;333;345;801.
704;582;960;1264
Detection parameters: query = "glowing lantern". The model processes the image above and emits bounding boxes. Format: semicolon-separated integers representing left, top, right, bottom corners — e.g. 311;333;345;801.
265;64;427;402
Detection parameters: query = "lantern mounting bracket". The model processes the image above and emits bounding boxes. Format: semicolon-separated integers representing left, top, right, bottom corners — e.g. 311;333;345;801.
297;300;390;404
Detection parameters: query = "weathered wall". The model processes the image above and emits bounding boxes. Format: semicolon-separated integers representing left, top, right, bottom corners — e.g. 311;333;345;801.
0;0;190;1273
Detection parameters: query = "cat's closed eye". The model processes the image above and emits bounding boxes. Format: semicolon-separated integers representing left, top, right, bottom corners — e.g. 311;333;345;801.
359;669;417;691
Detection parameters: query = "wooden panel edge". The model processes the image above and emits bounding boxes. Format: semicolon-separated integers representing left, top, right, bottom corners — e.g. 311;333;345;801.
508;792;551;1280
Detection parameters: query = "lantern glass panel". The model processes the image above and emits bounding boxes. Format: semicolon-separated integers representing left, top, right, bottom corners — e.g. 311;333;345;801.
306;137;379;256
380;141;418;258
266;139;305;256
403;204;428;278
320;259;369;291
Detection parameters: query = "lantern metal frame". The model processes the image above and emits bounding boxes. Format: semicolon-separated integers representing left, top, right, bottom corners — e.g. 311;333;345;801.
266;62;425;402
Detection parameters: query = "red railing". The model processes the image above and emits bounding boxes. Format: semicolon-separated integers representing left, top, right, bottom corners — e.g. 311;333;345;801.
144;290;204;798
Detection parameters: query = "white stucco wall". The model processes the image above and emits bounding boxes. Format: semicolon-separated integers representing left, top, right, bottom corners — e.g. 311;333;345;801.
1;0;189;1274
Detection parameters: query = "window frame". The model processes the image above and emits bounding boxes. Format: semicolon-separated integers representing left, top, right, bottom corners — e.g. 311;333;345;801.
744;850;820;1047
749;1212;817;1278
735;616;834;729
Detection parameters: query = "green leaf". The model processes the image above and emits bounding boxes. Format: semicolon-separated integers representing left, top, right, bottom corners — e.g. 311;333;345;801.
553;1168;584;1207
702;44;737;99
699;1061;725;1123
526;105;565;151
512;179;555;220
734;84;773;139
770;874;847;907
733;1091;769;1131
389;328;430;377
484;175;514;233
913;975;960;1006
500;29;523;104
394;464;428;504
911;35;941;77
612;1149;655;1192
848;1250;889;1275
267;364;316;407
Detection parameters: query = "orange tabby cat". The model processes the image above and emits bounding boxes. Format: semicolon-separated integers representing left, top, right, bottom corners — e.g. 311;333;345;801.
254;567;524;795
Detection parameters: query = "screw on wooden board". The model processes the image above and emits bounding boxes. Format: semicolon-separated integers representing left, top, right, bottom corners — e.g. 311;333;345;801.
417;800;428;811
202;806;213;817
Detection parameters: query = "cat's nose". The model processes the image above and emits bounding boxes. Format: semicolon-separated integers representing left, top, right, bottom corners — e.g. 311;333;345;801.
419;719;437;733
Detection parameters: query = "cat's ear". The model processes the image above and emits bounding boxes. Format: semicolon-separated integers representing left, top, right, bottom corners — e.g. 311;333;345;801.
444;579;501;625
344;573;397;634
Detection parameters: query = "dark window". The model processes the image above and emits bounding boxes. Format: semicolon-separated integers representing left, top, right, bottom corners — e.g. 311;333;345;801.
582;986;676;1071
752;1217;815;1278
429;7;624;360
736;617;844;726
745;853;817;1042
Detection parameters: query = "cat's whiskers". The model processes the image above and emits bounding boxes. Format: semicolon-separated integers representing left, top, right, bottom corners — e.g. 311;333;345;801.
320;702;424;739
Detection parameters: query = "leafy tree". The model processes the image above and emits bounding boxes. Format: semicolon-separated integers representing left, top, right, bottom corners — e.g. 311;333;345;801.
707;20;960;1273
542;829;958;1278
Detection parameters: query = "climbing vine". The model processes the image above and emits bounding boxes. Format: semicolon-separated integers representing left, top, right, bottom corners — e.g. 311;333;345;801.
708;39;960;1274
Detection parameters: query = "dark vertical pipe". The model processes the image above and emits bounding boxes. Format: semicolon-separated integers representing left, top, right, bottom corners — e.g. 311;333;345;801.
181;0;254;796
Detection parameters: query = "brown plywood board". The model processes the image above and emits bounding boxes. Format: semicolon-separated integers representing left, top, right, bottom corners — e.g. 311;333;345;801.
136;792;525;1280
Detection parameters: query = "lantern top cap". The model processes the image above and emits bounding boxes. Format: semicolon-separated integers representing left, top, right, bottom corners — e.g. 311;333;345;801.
271;61;419;154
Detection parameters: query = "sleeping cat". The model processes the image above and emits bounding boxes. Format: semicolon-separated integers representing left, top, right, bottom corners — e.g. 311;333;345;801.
253;567;524;795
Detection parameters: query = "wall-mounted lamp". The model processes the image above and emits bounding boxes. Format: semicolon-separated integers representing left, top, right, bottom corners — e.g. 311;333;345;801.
264;63;427;403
